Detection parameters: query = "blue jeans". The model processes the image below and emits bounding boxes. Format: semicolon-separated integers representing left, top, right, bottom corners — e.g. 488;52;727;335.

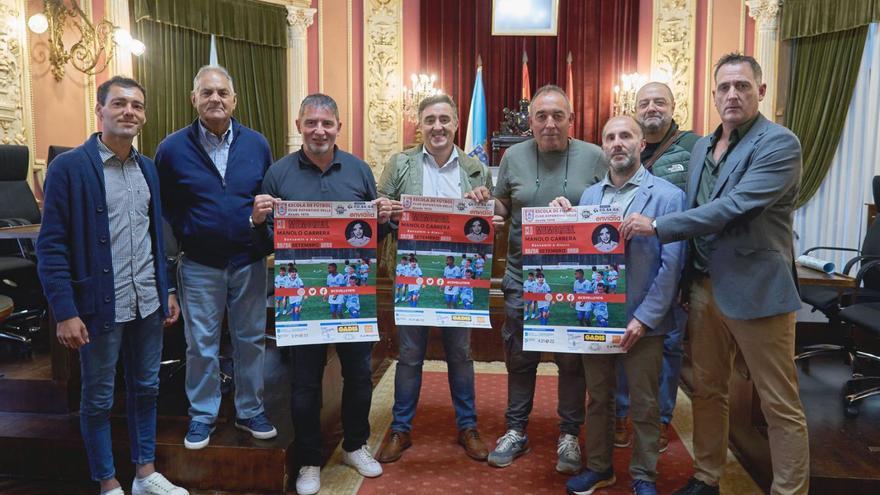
290;342;373;466
391;325;476;432
178;257;267;424
616;308;685;424
79;310;163;481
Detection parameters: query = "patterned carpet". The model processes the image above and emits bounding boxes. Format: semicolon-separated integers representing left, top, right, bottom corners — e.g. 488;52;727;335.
320;361;761;495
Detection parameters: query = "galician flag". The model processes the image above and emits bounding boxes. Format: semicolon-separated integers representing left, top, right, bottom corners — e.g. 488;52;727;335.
464;57;489;166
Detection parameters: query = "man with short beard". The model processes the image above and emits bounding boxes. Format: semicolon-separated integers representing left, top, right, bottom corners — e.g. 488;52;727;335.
553;115;685;495
614;82;701;453
635;82;700;190
474;84;606;474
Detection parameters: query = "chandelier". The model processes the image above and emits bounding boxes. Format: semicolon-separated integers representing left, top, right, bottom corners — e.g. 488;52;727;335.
612;73;649;116
27;0;144;81
402;73;442;124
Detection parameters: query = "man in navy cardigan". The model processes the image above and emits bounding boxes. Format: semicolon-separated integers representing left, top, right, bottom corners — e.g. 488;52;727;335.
155;65;276;450
37;76;187;495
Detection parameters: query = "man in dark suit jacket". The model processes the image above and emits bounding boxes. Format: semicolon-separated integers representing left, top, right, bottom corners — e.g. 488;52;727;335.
622;54;809;495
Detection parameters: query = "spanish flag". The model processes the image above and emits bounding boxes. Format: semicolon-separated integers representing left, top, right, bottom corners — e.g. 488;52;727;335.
566;51;575;109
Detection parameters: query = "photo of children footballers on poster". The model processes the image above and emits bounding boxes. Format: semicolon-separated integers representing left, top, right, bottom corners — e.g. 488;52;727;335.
394;195;494;328
521;204;627;353
273;201;379;346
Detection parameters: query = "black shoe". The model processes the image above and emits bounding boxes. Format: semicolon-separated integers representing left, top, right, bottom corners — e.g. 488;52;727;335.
672;478;720;495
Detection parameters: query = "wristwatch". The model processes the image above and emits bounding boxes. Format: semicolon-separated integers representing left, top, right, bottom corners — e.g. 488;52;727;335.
651;219;658;235
249;215;256;229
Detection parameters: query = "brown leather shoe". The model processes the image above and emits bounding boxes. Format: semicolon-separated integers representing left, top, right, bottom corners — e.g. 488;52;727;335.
377;430;411;463
613;416;631;448
659;422;670;453
458;428;489;461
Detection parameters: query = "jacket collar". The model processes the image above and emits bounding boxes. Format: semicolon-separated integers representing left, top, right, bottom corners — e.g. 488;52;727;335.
711;113;768;197
187;117;240;145
405;145;483;177
83;132;153;199
94;133;140;164
628;172;656;215
582;167;656;215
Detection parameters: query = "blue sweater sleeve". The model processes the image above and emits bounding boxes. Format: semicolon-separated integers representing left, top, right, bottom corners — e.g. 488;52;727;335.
35;159;78;321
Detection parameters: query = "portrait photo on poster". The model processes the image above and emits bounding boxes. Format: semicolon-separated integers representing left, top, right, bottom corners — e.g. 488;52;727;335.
464;217;491;243
592;223;620;253
346;220;373;247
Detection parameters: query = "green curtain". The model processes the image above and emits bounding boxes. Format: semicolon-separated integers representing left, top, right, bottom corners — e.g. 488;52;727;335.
133;19;211;158
781;0;879;40
133;0;287;47
787;26;868;207
217;37;287;161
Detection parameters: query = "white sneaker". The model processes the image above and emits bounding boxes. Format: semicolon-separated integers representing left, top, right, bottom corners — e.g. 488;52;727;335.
101;488;124;495
295;466;321;495
342;444;383;477
131;472;188;495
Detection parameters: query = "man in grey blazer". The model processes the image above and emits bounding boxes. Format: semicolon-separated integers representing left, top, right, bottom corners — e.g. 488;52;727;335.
622;53;808;495
556;115;686;495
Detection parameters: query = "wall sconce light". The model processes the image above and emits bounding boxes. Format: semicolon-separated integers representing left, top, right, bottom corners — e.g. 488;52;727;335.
613;73;648;116
27;0;144;81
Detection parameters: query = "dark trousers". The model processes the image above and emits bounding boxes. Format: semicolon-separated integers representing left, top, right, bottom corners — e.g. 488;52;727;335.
290;341;373;466
502;274;586;435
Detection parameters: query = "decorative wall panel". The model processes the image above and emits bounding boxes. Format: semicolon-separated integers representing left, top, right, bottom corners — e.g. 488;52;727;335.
363;0;402;177
0;0;37;184
651;0;696;129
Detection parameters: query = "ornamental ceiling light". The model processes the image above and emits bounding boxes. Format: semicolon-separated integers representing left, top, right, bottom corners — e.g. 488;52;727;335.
27;0;144;81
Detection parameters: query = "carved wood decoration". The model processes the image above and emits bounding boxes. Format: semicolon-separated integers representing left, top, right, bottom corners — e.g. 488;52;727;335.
651;0;696;130
0;0;37;184
363;0;402;178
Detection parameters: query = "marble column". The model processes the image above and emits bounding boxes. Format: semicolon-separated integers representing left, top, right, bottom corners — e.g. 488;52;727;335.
746;0;783;117
286;5;316;153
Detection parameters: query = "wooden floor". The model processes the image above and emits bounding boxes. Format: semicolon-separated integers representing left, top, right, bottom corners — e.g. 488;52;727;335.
0;334;391;494
3;325;880;493
798;354;880;493
0;345;52;380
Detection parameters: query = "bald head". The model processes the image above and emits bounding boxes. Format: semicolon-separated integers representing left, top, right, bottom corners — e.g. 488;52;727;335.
602;115;644;177
636;82;673;103
635;82;674;139
603;115;643;141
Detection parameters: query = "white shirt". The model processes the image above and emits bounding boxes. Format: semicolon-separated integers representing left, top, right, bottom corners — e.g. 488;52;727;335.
421;147;462;198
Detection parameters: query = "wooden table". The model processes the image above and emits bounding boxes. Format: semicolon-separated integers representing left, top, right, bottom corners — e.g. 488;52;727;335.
0;224;40;240
796;263;857;288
